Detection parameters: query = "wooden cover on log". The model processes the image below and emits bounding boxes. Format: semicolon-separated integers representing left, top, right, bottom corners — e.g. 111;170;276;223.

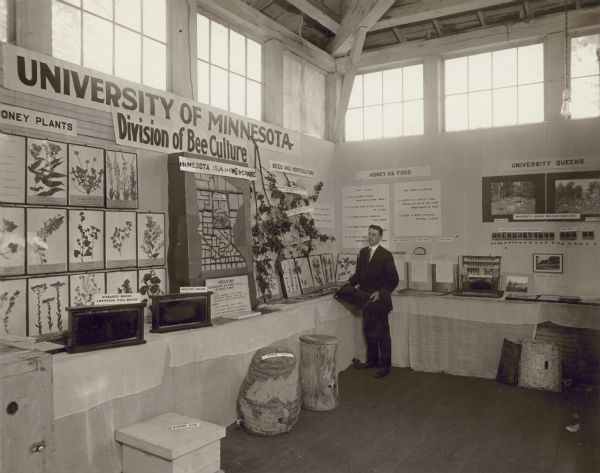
299;334;338;411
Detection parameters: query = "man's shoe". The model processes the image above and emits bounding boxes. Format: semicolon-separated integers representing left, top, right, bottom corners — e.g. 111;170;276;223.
375;366;390;378
353;360;378;370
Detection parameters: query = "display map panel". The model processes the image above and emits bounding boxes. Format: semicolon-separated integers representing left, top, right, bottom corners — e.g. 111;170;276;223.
195;175;246;272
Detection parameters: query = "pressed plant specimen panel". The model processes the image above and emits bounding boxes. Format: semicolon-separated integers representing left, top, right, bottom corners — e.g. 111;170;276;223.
0;278;27;336
138;267;166;302
69;210;104;271
280;258;301;298
105;211;137;269
0;206;25;276
105;151;138;209
26;207;68;274
28;275;68;336
26;138;68;205
137;212;166;267
68;144;105;207
294;257;316;294
335;253;357;283
0;132;26;203
106;270;139;295
254;260;281;302
69;272;106;307
320;253;335;286
308;254;325;289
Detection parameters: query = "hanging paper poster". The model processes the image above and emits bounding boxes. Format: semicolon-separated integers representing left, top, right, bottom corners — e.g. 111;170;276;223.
394;180;442;236
0;132;26;203
343;184;389;248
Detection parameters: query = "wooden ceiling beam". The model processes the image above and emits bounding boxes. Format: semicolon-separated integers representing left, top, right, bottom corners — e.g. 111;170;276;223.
476;9;487;26
327;0;395;56
371;0;515;32
253;0;276;12
286;0;341;33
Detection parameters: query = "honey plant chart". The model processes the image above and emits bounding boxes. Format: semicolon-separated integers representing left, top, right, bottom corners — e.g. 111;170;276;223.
195;174;247;271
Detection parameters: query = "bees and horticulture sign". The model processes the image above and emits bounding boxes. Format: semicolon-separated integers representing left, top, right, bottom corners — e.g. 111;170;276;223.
2;44;299;167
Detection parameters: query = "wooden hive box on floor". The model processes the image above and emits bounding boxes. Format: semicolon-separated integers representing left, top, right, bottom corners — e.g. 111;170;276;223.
519;340;561;392
116;412;226;473
0;342;54;473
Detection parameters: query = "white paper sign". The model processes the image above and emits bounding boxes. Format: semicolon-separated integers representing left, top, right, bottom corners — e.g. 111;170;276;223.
269;160;316;177
394;180;442;236
410;261;429;283
514;213;580;220
276;185;308;196
93;293;141;305
0;103;77;136
206;275;252;319
286;205;314;217
356;166;431;180
180;286;208;293
179;156;256;181
312;203;334;229
343;184;390;248
433;260;455;284
498;157;594;172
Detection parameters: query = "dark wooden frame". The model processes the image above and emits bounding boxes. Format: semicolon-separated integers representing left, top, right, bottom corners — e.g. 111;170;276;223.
150;292;212;333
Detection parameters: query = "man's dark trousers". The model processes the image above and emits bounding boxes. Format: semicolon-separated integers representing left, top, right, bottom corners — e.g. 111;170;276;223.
363;300;391;367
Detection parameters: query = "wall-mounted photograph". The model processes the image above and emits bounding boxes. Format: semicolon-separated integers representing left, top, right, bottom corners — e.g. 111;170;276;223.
137;212;165;267
547;171;600;220
27;207;67;274
28;275;69;336
482;174;545;222
105;211;137;269
26;138;68;205
105;151;138;209
533;253;563;273
0;278;27;336
68;145;105;207
504;275;529;293
69;210;104;271
106;270;139;295
0;132;26;203
69;272;106;307
0;206;25;276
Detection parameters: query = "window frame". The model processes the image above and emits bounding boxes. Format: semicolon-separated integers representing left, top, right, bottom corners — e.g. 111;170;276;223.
345;60;425;142
569;30;600;120
196;9;264;120
441;39;547;132
52;0;168;89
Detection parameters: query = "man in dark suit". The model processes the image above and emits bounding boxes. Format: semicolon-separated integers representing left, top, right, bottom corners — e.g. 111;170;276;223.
349;225;399;378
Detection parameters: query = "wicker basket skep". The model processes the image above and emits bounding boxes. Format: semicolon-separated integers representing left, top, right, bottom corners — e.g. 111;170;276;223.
238;346;302;436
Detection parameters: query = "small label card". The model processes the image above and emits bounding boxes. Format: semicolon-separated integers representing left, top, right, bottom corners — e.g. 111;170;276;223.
93;293;142;305
170;422;201;430
261;353;295;361
180;286;208;293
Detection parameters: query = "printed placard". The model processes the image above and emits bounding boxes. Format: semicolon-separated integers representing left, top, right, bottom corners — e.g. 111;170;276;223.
93;293;141;305
206;275;252;318
0;132;26;203
179;156;256;181
180;286;208;293
0;103;77;136
356;166;431;180
269;160;316;178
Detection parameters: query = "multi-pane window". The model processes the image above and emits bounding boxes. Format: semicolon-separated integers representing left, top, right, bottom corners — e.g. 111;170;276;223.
345;65;424;141
571;34;600;119
52;0;167;90
444;44;544;131
197;13;262;120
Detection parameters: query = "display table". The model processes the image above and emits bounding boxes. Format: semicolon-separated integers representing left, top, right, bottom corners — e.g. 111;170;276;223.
22;292;598;473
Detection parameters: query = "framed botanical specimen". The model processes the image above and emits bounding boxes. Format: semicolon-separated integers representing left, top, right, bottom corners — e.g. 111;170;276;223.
280;258;301;298
28;275;68;336
335;253;358;283
295;257;316;295
0;206;25;276
105;211;136;269
0;132;26;203
308;255;325;289
137;212;166;267
320;253;336;287
26;138;68;205
69;210;104;271
68;144;105;207
69;272;106;307
0;278;27;336
138;268;166;303
254;260;282;303
533;254;563;274
105;150;138;209
26;207;67;274
106;270;139;295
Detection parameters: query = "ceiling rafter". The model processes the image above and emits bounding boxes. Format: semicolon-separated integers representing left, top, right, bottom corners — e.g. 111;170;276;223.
285;0;341;33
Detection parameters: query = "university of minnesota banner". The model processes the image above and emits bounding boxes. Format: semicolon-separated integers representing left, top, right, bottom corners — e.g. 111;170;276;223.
2;44;299;163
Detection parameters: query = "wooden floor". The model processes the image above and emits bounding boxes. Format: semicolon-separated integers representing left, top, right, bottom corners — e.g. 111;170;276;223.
221;367;600;473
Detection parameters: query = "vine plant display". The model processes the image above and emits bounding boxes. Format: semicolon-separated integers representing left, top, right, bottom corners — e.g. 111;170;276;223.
250;145;334;302
27;139;67;200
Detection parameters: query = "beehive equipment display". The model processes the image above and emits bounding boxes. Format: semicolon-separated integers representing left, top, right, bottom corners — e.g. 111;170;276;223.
238;346;301;436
